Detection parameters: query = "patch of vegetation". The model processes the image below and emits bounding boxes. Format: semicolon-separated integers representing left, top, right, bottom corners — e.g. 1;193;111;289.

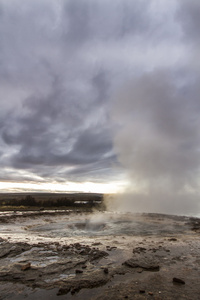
0;193;105;210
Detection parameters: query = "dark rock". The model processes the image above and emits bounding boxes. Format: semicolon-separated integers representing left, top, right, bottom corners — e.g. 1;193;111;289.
74;243;81;250
139;290;145;293
76;269;83;274
0;249;11;258
13;274;24;279
123;258;159;271
82;265;87;269
57;287;71;295
117;271;125;275
69;277;109;294
137;268;143;273
168;238;177;241
110;246;117;250
90;250;108;261
103;268;109;274
71;288;76;295
79;249;88;255
27;278;35;281
150;248;157;253
21;262;31;271
133;247;146;254
173;277;185;284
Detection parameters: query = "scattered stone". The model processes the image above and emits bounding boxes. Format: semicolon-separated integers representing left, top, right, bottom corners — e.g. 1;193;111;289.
74;243;81;250
90;250;108;261
27;277;35;281
148;292;153;296
103;268;109;274
79;249;88;255
21;263;31;271
137;268;143;273
106;246;112;251
150;248;157;253
173;277;185;284
133;247;146;254
139;290;145;293
117;271;125;275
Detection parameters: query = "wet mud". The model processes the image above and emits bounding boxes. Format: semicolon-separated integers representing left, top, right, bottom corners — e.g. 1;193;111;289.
0;211;200;299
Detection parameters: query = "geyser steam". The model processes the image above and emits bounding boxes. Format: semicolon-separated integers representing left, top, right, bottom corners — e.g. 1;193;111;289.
111;70;200;215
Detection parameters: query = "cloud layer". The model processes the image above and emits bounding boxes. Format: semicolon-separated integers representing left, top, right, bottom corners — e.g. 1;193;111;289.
0;0;199;203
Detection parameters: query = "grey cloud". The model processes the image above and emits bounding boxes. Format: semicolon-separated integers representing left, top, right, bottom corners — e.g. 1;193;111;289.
92;70;109;105
10;123;114;169
177;0;200;42
62;0;90;45
61;0;166;45
70;128;113;162
119;1;151;37
64;156;117;183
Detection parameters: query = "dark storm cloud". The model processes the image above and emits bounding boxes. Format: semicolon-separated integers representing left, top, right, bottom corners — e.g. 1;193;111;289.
1;75;115;181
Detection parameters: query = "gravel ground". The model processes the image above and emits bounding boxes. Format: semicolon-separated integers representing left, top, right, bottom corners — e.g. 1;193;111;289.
0;211;200;299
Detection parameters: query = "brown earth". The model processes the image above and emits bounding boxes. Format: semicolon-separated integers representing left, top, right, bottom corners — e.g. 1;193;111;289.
0;211;200;299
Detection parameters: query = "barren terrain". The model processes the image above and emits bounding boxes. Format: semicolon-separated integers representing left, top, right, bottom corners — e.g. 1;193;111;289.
0;210;200;299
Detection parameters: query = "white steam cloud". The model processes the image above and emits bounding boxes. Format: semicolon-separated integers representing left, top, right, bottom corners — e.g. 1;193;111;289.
111;69;200;215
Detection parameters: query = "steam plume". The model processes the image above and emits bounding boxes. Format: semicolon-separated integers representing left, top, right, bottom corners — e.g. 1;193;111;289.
111;70;200;215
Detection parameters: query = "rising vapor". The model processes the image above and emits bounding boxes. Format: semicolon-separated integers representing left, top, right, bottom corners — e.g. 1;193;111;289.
111;70;200;215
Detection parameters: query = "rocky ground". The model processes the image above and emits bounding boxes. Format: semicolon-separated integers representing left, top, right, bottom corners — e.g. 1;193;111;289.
0;211;200;299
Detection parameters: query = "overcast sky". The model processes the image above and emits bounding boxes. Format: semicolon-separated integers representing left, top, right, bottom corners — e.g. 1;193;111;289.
0;0;200;201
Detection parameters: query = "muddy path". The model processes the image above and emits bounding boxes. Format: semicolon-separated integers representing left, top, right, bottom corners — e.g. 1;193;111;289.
0;212;200;299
